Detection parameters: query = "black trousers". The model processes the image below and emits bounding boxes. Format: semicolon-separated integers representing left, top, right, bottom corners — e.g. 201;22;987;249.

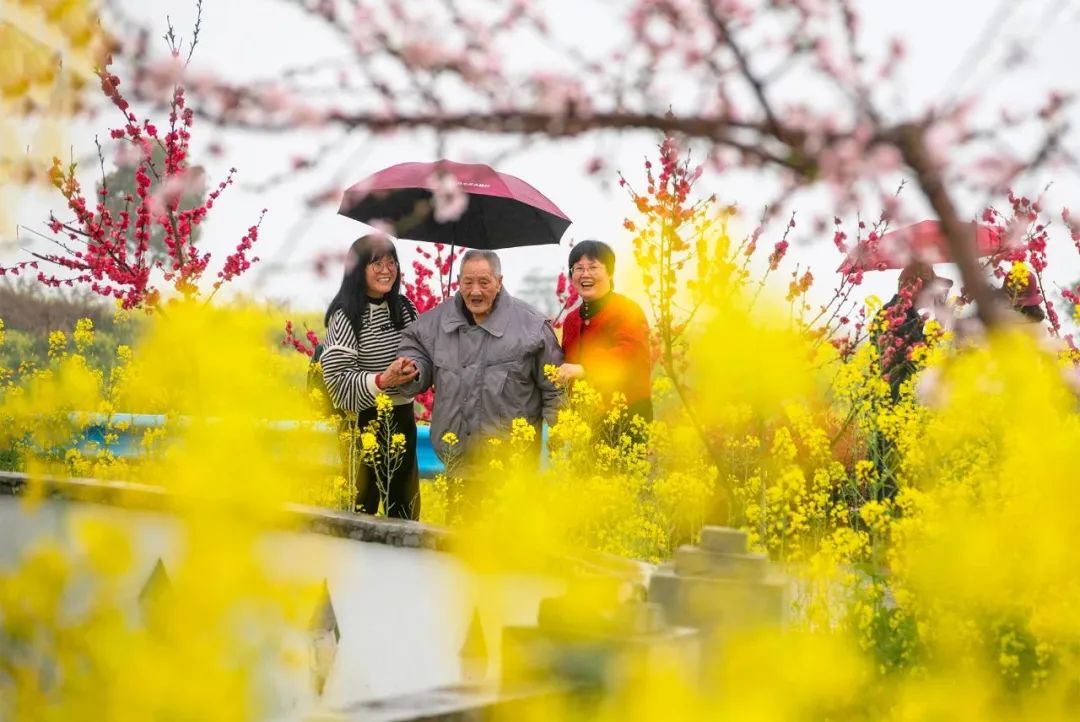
341;403;420;520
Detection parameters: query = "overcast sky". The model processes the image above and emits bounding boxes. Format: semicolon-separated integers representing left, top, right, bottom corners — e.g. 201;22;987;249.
5;0;1080;317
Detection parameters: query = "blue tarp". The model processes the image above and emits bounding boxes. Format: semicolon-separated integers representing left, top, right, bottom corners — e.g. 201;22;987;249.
74;414;548;478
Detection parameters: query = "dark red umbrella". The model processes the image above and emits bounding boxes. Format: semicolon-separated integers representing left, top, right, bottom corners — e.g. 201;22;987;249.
338;160;571;251
838;220;1003;273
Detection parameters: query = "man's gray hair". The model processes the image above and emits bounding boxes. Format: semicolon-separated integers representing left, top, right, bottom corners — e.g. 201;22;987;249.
459;249;502;276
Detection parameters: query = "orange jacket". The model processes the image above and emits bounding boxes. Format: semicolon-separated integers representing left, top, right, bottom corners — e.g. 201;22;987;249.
560;292;653;407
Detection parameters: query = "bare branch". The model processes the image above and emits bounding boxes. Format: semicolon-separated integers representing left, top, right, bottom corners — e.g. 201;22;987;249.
186;0;204;66
894;123;1001;328
703;1;783;141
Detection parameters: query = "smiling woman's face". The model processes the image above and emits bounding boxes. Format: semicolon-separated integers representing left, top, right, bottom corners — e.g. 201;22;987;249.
365;252;398;297
570;256;612;301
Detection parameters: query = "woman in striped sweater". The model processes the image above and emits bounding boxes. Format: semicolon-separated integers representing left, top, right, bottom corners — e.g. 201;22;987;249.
321;234;421;519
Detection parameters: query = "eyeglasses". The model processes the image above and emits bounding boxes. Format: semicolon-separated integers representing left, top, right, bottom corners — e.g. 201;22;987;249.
368;258;398;271
570;263;605;277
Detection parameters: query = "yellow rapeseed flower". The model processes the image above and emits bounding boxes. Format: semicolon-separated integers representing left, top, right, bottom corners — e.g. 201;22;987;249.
374;392;394;414
73;318;93;352
47;329;67;358
509;417;536;445
1006;261;1031;292
542;363;560;386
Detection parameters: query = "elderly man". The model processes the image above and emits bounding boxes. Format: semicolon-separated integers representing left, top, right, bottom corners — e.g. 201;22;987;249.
397;249;562;465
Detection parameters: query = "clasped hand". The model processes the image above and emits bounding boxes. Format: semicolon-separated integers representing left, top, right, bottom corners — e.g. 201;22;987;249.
380;357;419;388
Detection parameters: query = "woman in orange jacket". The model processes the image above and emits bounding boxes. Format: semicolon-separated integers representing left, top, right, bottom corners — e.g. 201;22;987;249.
557;240;654;425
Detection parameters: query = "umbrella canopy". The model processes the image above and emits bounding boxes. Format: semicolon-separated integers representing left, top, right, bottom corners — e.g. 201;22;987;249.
839;220;1003;273
338;160;571;250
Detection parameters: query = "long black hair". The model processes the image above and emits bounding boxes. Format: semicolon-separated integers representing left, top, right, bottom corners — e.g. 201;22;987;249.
324;234;411;339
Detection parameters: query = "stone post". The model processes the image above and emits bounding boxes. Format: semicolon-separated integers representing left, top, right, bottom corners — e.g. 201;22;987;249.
648;526;785;668
500;573;699;698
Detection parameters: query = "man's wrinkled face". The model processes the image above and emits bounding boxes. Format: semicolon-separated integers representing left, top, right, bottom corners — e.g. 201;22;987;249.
459;258;502;318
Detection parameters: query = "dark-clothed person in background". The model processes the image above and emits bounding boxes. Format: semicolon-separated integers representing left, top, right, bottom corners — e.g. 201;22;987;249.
873;261;951;402
321;234;421;519
867;260;950;501
557;240;654;426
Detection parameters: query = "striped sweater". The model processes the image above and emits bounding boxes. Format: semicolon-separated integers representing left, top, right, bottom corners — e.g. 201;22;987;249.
320;296;418;412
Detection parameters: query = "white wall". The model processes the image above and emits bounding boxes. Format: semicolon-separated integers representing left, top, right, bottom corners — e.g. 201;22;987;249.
0;496;563;718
